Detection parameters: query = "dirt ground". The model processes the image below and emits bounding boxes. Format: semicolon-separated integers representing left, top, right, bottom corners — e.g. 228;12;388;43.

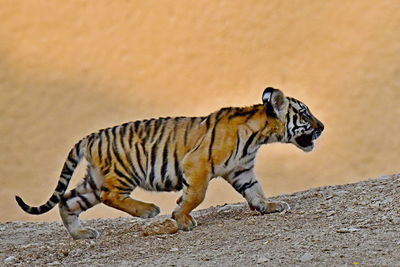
1;174;399;266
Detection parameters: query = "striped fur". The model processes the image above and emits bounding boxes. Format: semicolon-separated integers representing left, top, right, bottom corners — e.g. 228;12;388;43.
16;87;323;239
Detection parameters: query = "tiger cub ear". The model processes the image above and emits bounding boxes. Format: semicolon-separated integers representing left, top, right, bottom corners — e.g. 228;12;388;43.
262;87;289;119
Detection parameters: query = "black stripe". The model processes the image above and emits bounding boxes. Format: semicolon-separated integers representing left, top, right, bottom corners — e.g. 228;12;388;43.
115;186;132;194
87;134;96;158
119;125;142;184
30;207;40;214
70;189;77;198
114;166;136;188
55;178;68;192
224;151;233;167
120;122;128;138
165;178;172;190
67;152;78;167
118;175;134;189
87;175;98;191
93;191;101;202
224;131;241;166
75;139;82;158
101;186;109;192
148;143;157;187
233;130;241;158
150;119;161;143
105;129;112;164
208;120;217;160
241;132;258;158
79;194;92;209
232;168;252;178
205;116;211;129
112;127;137;184
157;120;167;142
98;133;103;162
60;198;71;212
174;149;189;188
238;180;259;195
228;108;258;120
61;164;74;177
149;122;168;186
49;194;59;204
78;201;87;211
243;154;257;165
161;136;170;182
135;143;145;177
128;123;134;148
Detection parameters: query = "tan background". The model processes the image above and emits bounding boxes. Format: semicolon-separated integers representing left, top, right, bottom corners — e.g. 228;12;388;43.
1;0;399;222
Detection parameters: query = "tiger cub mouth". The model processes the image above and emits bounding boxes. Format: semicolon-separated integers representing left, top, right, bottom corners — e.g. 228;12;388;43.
295;134;314;148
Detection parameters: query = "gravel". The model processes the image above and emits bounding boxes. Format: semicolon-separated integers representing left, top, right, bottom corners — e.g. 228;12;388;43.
1;174;399;266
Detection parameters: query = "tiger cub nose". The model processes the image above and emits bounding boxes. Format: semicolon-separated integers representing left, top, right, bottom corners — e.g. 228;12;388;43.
317;121;324;132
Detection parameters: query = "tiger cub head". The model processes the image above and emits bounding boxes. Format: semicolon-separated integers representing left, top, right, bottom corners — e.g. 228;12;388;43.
262;87;324;152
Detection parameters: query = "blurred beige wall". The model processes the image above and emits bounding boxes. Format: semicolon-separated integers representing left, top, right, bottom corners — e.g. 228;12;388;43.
1;0;399;222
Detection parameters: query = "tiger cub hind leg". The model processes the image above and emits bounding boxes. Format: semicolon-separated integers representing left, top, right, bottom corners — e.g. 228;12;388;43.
100;175;160;219
59;189;101;240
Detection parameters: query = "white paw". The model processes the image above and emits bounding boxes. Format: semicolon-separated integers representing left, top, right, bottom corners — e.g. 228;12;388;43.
70;227;100;240
251;200;290;214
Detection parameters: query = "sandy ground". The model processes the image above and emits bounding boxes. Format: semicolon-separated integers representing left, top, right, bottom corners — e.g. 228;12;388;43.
1;174;399;266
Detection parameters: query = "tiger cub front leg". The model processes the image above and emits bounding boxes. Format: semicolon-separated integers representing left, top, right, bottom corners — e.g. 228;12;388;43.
226;168;290;214
172;165;210;231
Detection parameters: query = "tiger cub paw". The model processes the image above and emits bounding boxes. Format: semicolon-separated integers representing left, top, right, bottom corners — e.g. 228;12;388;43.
139;204;161;219
70;227;100;240
250;200;290;214
172;211;197;231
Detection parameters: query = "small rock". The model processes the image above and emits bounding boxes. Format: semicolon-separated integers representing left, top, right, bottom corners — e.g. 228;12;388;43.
326;211;336;217
392;217;400;224
257;256;269;264
336;227;360;233
170;247;179;252
334;190;349;196
300;252;314;262
217;204;242;213
4;256;17;265
247;218;257;225
382;197;393;205
142;218;178;236
370;201;381;208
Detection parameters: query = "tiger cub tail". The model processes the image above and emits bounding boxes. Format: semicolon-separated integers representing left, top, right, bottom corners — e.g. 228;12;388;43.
15;137;88;215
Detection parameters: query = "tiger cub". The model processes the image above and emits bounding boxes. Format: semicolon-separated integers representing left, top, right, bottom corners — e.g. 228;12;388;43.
16;87;324;239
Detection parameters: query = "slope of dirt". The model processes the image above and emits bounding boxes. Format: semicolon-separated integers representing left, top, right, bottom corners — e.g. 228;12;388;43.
1;174;399;266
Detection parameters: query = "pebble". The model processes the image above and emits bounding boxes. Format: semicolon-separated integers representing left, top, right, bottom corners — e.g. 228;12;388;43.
4;256;17;265
217;204;242;213
300;252;314;262
382;197;393;204
170;247;179;252
334;190;349;196
326;211;336;217
141;218;178;236
257;256;269;264
48;261;61;266
336;227;360;233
